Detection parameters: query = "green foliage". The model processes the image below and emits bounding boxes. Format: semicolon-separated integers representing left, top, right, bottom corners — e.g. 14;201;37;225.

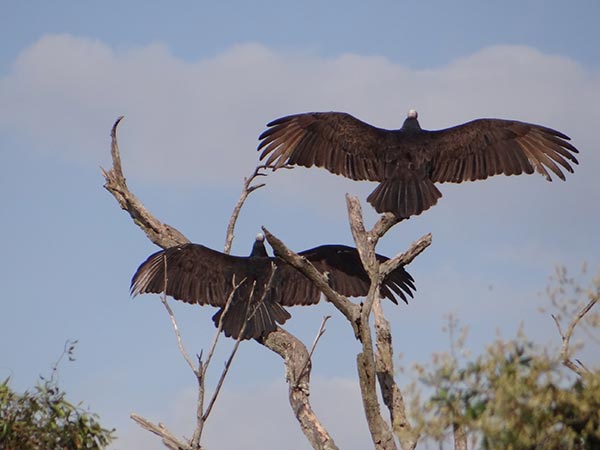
0;342;114;450
410;267;600;450
413;338;600;449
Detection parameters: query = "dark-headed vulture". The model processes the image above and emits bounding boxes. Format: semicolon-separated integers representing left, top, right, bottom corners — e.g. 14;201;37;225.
131;234;415;340
258;110;579;219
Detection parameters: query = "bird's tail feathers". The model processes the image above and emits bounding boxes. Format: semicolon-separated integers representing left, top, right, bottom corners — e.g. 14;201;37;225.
367;177;442;219
212;297;291;340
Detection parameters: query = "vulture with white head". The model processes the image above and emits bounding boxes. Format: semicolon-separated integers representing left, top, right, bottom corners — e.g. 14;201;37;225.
131;234;416;340
258;110;579;218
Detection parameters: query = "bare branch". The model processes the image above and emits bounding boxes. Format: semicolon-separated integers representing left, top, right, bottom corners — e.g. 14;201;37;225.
552;293;599;376
101;117;190;249
296;315;331;384
161;295;198;375
551;314;564;342
380;234;432;278
345;199;398;450
262;227;360;329
345;195;430;450
224;164;270;254
218;161;340;449
373;299;417;450
370;212;402;240
202;276;246;373
157;254;199;375
191;276;246;447
203;267;276;423
103;118;256;449
130;413;196;450
202;330;245;423
235;219;341;450
345;197;376;277
260;329;340;450
262;222;416;449
356;329;398;450
346;195;401;253
219;159;342;446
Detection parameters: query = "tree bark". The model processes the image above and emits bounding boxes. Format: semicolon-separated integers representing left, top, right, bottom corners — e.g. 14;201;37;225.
260;330;339;450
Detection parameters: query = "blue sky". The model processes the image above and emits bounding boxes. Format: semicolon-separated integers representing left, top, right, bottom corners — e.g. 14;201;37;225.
1;1;599;449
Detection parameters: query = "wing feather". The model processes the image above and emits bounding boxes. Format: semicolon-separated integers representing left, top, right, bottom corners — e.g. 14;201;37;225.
276;245;415;306
258;112;389;181
429;119;578;183
130;244;265;307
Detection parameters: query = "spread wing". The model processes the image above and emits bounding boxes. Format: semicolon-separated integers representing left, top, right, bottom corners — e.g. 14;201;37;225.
426;119;579;183
131;243;416;309
258;112;391;181
131;244;292;340
130;243;270;307
276;244;416;306
258;113;579;186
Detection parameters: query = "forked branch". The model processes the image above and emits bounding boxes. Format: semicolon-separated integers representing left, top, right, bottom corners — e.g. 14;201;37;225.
224;164;269;254
345;195;430;450
262;227;360;330
262;194;431;450
552;292;599;377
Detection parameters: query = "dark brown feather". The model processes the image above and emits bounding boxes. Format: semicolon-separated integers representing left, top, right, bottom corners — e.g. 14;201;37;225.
131;242;416;339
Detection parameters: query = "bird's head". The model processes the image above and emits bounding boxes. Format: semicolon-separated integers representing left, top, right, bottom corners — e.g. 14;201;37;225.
401;109;421;132
250;232;269;257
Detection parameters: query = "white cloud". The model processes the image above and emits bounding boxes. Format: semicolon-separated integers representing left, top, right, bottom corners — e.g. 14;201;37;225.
1;35;598;188
1;35;598;240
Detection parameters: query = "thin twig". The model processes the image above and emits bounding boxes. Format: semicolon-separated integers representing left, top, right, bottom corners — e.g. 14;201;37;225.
552;294;599;376
551;314;564;339
202;333;245;423
203;266;276;421
296;315;331;384
161;295;198;375
131;413;194;450
575;359;591;373
202;276;247;372
224;164;270;254
201;278;257;423
262;227;360;328
159;254;198;375
191;276;246;447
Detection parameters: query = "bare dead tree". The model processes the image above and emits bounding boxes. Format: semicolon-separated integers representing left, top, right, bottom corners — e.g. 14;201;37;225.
264;199;431;450
103;114;458;450
103;117;338;450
